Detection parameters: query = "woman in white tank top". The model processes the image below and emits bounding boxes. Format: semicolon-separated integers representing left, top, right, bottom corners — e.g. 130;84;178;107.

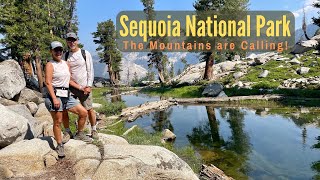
44;41;89;158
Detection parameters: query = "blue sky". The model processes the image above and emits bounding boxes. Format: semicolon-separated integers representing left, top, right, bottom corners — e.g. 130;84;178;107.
77;0;319;53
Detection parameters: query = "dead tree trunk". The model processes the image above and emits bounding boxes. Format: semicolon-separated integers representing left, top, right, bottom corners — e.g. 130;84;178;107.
35;53;43;93
204;53;214;80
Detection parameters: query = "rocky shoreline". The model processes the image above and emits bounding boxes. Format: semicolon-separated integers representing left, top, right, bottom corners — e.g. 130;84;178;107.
0;60;200;180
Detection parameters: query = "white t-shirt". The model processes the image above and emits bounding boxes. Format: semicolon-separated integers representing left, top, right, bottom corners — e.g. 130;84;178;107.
50;60;70;88
65;49;94;87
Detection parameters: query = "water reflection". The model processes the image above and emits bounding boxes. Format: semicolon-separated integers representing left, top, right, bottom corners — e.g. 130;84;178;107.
187;107;224;149
220;108;250;156
187;107;251;179
124;100;320;179
312;136;320;179
111;88;122;102
151;109;174;132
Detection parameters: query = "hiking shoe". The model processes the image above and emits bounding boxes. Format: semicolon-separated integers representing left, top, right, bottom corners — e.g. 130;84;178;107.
91;130;99;140
74;131;93;143
56;144;65;158
62;131;73;144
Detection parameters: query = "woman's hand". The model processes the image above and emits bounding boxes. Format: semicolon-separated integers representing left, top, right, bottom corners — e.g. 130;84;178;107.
53;98;60;110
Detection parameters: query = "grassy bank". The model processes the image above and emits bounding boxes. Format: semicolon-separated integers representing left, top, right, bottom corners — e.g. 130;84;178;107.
221;51;320;89
140;85;204;98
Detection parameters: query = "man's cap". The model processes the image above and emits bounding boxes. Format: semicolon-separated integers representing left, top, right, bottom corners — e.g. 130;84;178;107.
50;41;63;49
66;32;78;39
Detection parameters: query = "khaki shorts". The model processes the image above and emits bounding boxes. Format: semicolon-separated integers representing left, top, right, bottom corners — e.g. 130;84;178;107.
70;86;93;110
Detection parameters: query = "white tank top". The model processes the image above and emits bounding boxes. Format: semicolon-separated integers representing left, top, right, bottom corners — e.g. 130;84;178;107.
50;60;70;88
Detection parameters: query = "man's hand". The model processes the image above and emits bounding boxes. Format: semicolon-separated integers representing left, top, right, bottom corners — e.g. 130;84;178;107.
84;87;91;95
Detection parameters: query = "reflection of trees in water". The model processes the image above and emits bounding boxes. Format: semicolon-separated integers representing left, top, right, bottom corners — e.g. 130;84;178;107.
312;136;320;179
220;108;251;156
187;107;251;154
270;109;320;150
111;88;122;102
151;108;174;132
268;108;320;128
187;106;225;149
187;107;251;178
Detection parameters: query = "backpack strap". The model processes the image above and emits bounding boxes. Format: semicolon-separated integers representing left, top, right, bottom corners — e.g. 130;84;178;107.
65;49;88;74
81;49;86;61
64;51;69;61
65;49;86;61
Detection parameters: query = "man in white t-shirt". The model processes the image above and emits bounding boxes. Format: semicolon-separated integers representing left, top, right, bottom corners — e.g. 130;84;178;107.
63;32;98;141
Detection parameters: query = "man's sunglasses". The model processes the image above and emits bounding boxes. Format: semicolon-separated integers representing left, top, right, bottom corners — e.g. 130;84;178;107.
67;38;77;42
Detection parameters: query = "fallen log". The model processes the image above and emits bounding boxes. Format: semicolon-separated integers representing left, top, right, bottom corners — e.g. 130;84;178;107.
169;95;284;104
122;125;138;136
200;164;234;180
121;100;177;122
109;89;140;97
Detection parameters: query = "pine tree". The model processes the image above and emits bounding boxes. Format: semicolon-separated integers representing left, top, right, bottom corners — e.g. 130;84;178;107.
193;0;248;80
313;0;320;27
177;68;182;75
63;0;78;33
132;72;139;86
141;0;167;84
180;57;189;71
169;63;175;79
92;19;122;86
0;0;78;91
126;68;130;86
0;0;78;60
161;55;170;81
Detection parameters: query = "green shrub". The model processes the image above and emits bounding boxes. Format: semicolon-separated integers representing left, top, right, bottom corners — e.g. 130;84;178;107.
96;101;126;116
251;81;280;89
141;85;204;98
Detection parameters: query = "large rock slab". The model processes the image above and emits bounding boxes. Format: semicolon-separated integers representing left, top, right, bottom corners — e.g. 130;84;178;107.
64;139;101;162
14;88;44;105
98;133;129;145
176;72;203;85
0;139;53;177
74;159;100;180
202;83;223;97
34;103;53;123
0;104;28;148
0;60;26;99
218;61;237;72
93;144;198;180
170;62;205;85
7;104;45;138
171;60;243;85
